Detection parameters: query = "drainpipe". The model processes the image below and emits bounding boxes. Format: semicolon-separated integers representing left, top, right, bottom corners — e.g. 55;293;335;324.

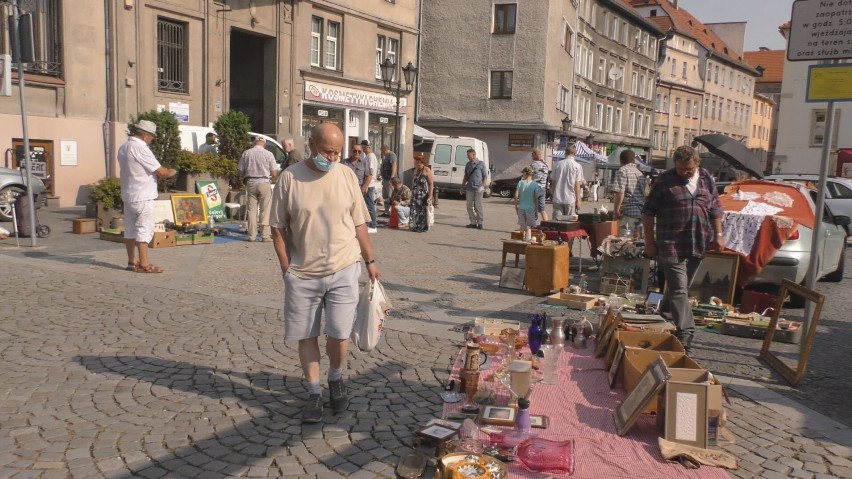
103;0;113;177
203;0;208;126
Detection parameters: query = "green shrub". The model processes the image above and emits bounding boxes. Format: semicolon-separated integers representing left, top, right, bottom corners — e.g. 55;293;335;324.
174;150;210;175
129;110;182;191
89;177;123;210
213;111;251;163
207;156;239;180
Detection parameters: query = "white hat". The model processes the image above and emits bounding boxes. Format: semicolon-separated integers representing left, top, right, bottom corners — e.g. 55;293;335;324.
134;120;157;137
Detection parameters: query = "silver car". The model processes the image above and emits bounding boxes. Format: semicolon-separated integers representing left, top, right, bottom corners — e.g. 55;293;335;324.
765;174;852;234
0;167;47;222
742;182;849;306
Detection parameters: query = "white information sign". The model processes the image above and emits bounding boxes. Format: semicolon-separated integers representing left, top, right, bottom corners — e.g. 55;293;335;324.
60;140;78;166
787;0;852;61
169;102;190;122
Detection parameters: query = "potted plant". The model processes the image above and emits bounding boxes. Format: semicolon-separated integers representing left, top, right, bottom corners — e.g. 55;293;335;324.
88;177;123;231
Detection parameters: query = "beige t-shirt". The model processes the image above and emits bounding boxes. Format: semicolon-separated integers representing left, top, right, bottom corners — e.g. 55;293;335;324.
270;161;369;279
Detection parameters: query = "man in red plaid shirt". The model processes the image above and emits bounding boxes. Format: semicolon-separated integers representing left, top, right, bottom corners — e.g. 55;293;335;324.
642;146;725;353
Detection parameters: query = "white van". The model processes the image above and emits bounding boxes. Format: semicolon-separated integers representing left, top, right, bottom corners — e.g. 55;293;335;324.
429;136;491;196
178;125;287;164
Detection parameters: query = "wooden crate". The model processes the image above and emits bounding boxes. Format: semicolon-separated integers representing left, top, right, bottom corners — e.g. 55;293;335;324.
546;292;598;310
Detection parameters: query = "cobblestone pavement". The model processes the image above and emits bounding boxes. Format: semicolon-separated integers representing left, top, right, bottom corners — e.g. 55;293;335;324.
0;198;850;478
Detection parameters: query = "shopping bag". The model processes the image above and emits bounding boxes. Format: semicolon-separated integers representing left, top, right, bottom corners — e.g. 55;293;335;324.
351;279;392;352
388;207;400;229
427;205;435;227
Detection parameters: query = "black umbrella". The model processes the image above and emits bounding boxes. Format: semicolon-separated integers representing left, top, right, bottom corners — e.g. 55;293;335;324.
692;134;764;179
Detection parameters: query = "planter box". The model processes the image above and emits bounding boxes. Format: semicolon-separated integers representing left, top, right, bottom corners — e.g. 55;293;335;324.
546;292;597;310
175;232;193;246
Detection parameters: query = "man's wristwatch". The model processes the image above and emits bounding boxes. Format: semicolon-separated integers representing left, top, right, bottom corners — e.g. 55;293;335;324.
365;259;376;265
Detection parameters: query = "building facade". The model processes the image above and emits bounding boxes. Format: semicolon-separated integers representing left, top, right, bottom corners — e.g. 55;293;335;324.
748;92;774;173
570;0;662;164
0;0;419;207
417;0;579;174
743;48;784;175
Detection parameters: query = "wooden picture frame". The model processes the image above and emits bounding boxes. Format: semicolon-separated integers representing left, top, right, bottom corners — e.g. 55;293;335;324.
530;415;548;429
416;424;459;442
689;252;740;305
608;342;626;389
760;279;824;387
171;194;208;225
663;382;709;449
601;256;652;295
480;406;517;426
595;309;623;358
424;418;462;431
614;356;671;436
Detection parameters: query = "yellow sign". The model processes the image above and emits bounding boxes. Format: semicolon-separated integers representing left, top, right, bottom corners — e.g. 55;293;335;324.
807;65;852;103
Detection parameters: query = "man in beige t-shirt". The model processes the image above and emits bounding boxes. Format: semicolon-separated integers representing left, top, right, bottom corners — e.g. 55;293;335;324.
270;123;381;424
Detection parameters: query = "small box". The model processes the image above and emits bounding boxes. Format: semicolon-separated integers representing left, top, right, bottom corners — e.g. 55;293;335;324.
656;369;724;449
474;318;521;336
622;348;702;412
148;231;176;249
175;232;193;246
721;319;803;344
98;229;125;243
192;232;214;244
545;292;597;310
72;218;97;234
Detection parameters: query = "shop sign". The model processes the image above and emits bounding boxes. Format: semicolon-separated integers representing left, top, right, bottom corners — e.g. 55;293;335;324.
379;117;389;124
169;102;190;123
304;81;406;112
508;134;535;151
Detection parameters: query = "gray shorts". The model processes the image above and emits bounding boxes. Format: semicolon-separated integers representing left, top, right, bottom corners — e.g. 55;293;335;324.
517;209;537;228
283;262;362;340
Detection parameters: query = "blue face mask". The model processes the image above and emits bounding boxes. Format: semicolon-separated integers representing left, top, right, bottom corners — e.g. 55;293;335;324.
313;154;336;171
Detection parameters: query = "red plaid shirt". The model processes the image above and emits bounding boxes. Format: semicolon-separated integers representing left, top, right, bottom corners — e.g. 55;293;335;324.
642;167;723;259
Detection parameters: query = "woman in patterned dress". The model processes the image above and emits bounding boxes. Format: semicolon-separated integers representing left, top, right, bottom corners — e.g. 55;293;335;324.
409;154;434;232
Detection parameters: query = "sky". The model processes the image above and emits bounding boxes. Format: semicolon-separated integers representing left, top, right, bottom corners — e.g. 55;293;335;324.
677;0;795;52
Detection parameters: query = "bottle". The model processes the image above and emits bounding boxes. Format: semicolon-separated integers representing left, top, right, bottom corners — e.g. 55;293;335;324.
528;314;544;355
208;215;215;230
515;398;531;434
579;274;588;294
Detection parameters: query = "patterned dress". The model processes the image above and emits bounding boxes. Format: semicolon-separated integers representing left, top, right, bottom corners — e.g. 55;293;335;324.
409;170;430;232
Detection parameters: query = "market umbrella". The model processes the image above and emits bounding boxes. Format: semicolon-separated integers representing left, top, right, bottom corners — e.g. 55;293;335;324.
692;134;764;179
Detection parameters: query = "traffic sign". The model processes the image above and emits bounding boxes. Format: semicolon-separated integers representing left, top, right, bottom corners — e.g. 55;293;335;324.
787;0;852;61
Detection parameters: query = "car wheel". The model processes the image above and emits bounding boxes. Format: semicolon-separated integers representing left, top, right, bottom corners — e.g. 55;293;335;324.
498;187;513;198
0;186;25;222
824;243;846;282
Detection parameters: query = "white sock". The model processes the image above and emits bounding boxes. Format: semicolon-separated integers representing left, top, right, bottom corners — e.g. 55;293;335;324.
328;368;343;382
307;381;322;396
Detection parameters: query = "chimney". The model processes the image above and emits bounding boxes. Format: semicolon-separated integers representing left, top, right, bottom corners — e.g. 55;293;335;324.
759;46;769;51
672;0;678;8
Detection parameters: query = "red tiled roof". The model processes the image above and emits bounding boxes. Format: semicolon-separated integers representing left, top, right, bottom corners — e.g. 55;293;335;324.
628;0;758;74
743;50;785;83
779;21;791;30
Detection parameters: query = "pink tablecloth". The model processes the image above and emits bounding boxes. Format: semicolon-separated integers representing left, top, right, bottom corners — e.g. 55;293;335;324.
443;345;728;479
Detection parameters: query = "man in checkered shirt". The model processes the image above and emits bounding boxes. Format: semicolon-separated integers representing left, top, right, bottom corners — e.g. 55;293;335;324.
611;149;646;236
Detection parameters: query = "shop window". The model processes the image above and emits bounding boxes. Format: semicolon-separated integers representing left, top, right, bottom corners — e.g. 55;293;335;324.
157;18;188;93
493;4;517;34
0;0;62;77
490;70;512;99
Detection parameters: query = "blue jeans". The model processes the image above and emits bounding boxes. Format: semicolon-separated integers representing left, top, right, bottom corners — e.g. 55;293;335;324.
364;188;377;228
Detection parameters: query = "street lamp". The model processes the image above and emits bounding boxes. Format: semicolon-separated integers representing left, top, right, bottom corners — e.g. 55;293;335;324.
380;59;417;162
561;116;573;136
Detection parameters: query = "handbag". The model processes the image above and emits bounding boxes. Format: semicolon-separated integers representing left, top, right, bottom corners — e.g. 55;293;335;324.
427;205;435;227
351;279;391;352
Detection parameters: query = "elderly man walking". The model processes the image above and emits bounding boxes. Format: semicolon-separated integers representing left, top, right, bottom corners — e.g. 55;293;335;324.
118;120;177;273
239;137;280;242
612;149;646;236
270;123;380;423
550;144;584;218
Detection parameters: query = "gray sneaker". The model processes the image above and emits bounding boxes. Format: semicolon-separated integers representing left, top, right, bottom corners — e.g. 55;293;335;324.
302;394;323;423
328;379;349;414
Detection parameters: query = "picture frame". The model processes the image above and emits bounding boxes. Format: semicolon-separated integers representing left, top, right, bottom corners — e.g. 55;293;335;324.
595;309;623;358
416;424;459;442
480;406;517;426
530;415;548;429
499;266;525;290
601;256;652;295
662;382;709;449
613;356;671;436
760;279;824;387
608;342;626;389
424;418;462;431
688;252;740;305
170;194;209;226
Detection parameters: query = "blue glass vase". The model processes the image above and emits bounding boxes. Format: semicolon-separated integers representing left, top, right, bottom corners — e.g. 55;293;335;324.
528;314;544;355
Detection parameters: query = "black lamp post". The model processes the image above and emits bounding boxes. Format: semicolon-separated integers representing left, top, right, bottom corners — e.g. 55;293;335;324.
561;116;573;141
586;134;595;145
380;59;417;163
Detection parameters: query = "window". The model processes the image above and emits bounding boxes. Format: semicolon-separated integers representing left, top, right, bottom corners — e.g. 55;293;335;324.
598;58;606;84
726;99;731;123
828;181;852;199
704;98;709;118
559;86;571;113
682;61;687;79
611;16;619;40
622;22;628;45
0;0;62;77
654;130;659;148
673;128;680;147
375;35;398;79
634;30;641;50
310;17;322;66
607;62;616;88
693;100;699;118
586;49;594;77
157;18;188;93
662;95;669;112
311;16;341;70
602;11;609;36
639;74;645;98
643;33;650;56
605;105;613;132
375;36;385;78
325;21;340;69
645;115;650;138
629;111;636;135
636;114;644;137
595;103;604;130
720;67;726;87
729;71;734;89
490;71;513;98
714;65;719;83
631;72;637;95
655;93;661;111
670;57;676;76
614;108;622;133
753;125;757;137
661;130;668;150
493;4;517;34
564;22;575;53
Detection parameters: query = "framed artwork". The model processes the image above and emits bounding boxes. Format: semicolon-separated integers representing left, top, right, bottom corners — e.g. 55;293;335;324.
662;382;709;449
530;415;548;429
595;309;623;358
689;252;740;305
760;279;824;387
614;356;671;436
480;406;517;426
416;424;459;442
171;194;208;225
601;257;652;295
608;343;626;389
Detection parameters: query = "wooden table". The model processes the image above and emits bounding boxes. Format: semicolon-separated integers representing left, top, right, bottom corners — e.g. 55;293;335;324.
502;239;528;268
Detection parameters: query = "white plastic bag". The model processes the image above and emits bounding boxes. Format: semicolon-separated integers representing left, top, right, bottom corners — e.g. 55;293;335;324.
427;205;435;227
351;279;391;352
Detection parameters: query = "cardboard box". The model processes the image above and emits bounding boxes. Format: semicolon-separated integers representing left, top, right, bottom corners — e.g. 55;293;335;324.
622;348;701;412
175;232;193;246
148;231;176;249
72;218;97;234
656;369;724;449
191;232;214;244
474;318;520;336
99;229;125;243
546;292;598;310
605;330;683;371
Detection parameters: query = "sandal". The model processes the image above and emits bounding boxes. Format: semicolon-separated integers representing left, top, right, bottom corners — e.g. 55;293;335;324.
126;261;139;272
136;264;164;274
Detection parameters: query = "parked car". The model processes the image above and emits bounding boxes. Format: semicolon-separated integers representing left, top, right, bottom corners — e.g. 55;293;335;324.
491;175;552;200
0;167;47;222
765;174;852;234
726;180;849;306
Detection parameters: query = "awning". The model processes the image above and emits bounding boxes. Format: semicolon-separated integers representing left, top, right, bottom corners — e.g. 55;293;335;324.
575;141;607;164
551;149;591;164
413;124;438;142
